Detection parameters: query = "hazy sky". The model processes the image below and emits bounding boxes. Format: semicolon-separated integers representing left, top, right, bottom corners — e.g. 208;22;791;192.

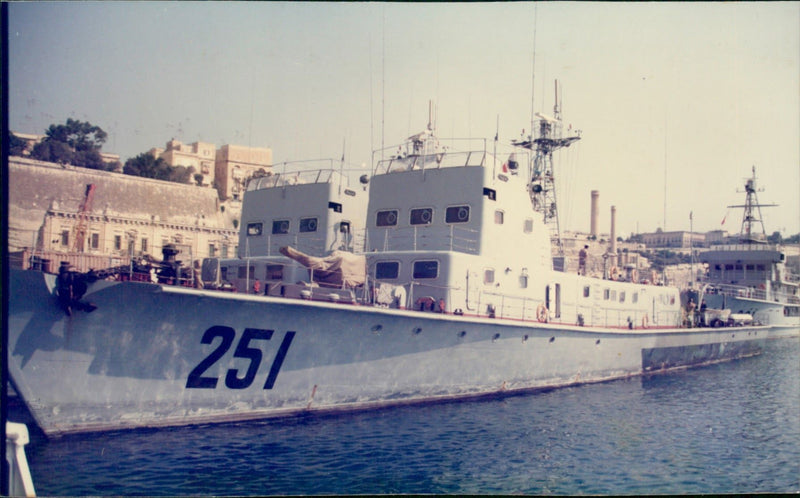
8;2;800;236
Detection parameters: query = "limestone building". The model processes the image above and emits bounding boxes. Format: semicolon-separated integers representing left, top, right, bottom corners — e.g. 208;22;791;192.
8;157;239;271
215;144;273;201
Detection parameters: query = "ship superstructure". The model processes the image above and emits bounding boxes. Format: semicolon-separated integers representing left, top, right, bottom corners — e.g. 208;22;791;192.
699;167;800;329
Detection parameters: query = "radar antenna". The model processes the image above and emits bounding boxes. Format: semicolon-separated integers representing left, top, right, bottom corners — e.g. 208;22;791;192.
727;166;777;243
512;79;581;252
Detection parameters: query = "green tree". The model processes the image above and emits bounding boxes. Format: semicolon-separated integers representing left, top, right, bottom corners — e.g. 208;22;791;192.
30;118;114;170
124;153;194;184
7;131;29;156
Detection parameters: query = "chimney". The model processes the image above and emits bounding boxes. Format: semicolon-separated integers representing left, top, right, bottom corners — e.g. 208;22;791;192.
590;190;599;237
610;205;617;267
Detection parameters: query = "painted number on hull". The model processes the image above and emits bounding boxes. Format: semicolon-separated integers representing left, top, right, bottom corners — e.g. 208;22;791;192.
185;326;296;390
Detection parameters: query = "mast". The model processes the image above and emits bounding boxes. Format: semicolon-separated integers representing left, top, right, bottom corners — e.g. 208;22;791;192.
728;166;777;243
513;79;581;253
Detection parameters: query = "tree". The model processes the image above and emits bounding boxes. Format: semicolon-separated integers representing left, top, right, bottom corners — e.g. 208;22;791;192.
7;131;29;156
124;153;194;184
30;118;114;170
767;231;783;244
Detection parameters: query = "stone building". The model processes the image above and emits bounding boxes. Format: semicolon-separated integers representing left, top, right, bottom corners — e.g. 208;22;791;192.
640;230;706;248
149;139;217;187
148;139;273;199
8;157;239;271
215;144;273;201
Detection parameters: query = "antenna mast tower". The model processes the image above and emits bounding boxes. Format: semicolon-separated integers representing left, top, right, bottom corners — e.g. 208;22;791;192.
728;166;777;243
513;80;581;252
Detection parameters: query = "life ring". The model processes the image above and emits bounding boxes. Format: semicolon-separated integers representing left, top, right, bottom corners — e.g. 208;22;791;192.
536;304;549;323
457;207;469;221
420;209;432;223
307;218;317;231
642;314;649;328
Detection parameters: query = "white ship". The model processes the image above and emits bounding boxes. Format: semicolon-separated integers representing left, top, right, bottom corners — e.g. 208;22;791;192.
8;106;797;437
696;167;800;331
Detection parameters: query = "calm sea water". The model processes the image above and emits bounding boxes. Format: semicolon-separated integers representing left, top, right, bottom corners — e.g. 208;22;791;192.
11;336;800;496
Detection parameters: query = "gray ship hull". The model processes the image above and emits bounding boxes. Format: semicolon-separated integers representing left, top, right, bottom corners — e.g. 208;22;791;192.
8;269;796;437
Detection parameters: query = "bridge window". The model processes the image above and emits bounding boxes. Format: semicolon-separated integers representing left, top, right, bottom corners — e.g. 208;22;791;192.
413;260;439;279
603;289;610;300
484;268;495;285
246;222;263;236
238;265;255;279
410;207;433;225
376;210;398;227
299;217;318;233
375;261;400;279
583;286;590;298
620;291;626;303
524;219;534;233
266;265;283;280
633;292;638;303
272;220;290;234
445;205;470;223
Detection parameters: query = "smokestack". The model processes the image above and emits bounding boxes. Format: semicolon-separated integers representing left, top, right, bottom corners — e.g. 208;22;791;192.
610;205;617;267
590;190;599;237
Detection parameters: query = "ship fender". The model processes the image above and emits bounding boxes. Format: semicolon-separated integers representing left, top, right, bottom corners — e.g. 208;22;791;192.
392;286;407;309
536;303;549;323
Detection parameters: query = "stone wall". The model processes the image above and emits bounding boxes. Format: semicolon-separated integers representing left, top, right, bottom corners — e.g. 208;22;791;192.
8;157;240;264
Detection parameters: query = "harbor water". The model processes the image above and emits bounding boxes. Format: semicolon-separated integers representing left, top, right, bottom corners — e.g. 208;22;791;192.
10;336;799;496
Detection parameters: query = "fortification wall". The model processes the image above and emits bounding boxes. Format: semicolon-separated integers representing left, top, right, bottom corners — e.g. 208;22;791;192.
8;157;239;255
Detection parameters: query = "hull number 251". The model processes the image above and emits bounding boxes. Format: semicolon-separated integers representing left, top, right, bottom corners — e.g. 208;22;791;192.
186;326;296;390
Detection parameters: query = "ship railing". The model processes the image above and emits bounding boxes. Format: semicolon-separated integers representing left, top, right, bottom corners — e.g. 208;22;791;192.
247;232;367;258
700;281;800;304
707;242;780;252
367;225;480;254
372;138;527;176
247;160;355;192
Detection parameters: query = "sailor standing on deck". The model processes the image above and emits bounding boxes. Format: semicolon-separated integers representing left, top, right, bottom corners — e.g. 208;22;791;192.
578;245;588;275
253;279;261;295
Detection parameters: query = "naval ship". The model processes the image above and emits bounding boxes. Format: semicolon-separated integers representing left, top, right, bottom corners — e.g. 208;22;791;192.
8;102;796;437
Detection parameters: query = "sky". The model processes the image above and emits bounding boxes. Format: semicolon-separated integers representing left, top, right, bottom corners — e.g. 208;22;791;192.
8;2;800;237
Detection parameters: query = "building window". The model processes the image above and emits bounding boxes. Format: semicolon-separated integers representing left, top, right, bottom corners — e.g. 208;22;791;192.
221;245;229;258
141;238;148;253
60;230;70;247
299;217;318;233
445;206;470;223
114;235;122;251
495;210;504;224
90;233;100;250
209;245;216;257
410;207;433;225
376;210;398;227
412;260;438;279
375;261;400;279
272;220;290;234
247;222;263;236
